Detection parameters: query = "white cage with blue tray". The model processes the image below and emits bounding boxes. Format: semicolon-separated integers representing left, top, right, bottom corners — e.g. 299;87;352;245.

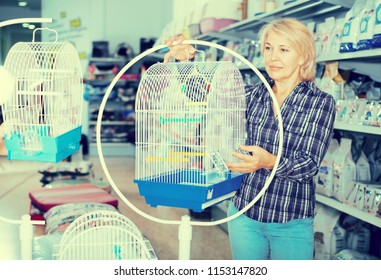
134;61;247;212
1;27;83;162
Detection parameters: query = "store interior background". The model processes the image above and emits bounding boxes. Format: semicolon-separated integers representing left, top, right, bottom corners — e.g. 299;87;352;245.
0;0;233;260
1;0;381;261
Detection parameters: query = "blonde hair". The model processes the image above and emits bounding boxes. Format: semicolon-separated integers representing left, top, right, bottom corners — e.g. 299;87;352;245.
258;18;316;81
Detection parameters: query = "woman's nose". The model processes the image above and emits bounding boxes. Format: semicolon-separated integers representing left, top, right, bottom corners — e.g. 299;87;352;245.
270;50;279;61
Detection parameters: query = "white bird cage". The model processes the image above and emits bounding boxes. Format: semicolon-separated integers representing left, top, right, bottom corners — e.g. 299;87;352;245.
134;61;247;212
1;28;83;162
55;210;156;260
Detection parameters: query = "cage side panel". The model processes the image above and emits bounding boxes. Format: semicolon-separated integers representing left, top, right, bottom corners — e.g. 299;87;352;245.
134;62;247;210
206;62;247;166
135;63;211;185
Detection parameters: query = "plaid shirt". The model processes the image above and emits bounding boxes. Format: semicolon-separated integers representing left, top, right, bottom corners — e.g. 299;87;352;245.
232;78;336;223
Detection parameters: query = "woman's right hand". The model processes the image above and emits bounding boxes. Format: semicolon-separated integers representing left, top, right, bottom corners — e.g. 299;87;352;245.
0;123;7;156
162;34;196;63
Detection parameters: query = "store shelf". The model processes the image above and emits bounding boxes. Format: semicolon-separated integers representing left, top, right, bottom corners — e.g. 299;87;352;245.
212;194;381;229
86;79;129;87
316;194;381;228
89;57;127;64
318;49;381;63
334;122;381;135
90;142;135;157
206;0;354;40
195;32;242;42
85;54;138;157
89;121;134;126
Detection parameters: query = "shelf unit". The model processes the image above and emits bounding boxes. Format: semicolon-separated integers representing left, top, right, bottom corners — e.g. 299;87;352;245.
193;0;381;82
195;0;354;41
85;57;138;157
335;121;381;135
316;194;381;228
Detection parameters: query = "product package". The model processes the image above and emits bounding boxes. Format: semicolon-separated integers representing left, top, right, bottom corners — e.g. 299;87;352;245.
340;0;367;52
314;204;346;260
372;0;381;48
363;184;381;214
333;138;356;202
356;151;372;181
321;17;336;55
330;18;345;53
347;182;366;209
363;137;381;181
346;224;371;253
335;249;379;260
357;0;376;50
316;139;340;197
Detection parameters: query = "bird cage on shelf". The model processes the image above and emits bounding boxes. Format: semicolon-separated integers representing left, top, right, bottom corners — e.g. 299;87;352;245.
1;28;83;162
134;61;247;212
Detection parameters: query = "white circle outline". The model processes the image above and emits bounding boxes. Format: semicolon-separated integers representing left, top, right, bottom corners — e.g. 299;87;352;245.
96;40;284;226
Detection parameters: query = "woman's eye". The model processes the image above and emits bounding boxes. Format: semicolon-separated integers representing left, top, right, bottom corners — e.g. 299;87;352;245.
281;48;288;52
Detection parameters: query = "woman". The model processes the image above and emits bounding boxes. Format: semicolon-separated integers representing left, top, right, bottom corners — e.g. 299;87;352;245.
164;18;336;260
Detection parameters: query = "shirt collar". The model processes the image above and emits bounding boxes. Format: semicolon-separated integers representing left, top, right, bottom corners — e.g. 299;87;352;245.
265;76;317;93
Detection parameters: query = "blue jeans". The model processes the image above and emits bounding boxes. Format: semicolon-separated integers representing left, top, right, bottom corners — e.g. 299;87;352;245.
227;203;314;260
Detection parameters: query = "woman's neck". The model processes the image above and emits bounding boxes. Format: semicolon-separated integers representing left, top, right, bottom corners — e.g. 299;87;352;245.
272;76;301;97
271;76;301;114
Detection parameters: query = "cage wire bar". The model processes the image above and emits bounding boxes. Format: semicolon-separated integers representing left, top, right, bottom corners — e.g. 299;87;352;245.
96;40;284;260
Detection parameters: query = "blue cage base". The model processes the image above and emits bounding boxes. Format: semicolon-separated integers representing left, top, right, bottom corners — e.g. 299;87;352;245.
5;126;82;163
134;170;244;212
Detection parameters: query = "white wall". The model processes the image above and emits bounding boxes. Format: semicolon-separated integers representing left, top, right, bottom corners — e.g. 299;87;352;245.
103;0;172;53
41;0;173;63
172;0;208;20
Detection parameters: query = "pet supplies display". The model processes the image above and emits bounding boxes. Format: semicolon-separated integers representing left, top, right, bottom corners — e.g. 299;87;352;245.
1;27;83;162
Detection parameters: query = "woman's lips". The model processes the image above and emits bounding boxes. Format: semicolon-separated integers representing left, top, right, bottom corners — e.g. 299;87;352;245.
269;65;282;70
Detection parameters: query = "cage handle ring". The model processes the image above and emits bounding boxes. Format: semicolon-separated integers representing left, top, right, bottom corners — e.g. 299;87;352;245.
32;27;58;43
96;39;284;227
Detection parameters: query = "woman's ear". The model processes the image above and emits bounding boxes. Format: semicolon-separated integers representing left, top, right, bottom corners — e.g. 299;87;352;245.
298;56;305;65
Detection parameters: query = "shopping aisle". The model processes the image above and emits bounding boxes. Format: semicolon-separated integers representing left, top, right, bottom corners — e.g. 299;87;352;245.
0;155;232;260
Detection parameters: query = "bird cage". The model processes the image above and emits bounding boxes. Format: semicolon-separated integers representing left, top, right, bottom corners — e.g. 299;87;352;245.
1;28;83;162
134;61;247;212
55;210;157;260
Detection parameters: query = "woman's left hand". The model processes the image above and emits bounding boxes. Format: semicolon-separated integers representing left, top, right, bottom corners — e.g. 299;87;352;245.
226;145;276;173
162;34;196;63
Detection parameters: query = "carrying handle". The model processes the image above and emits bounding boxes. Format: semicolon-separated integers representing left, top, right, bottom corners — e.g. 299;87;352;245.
32;27;58;43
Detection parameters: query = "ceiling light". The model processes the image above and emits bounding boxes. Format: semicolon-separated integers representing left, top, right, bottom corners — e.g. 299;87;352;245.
22;23;29;28
28;24;36;29
18;1;28;7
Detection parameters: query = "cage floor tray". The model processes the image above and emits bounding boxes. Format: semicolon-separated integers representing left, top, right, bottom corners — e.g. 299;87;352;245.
5;126;82;163
134;170;244;212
